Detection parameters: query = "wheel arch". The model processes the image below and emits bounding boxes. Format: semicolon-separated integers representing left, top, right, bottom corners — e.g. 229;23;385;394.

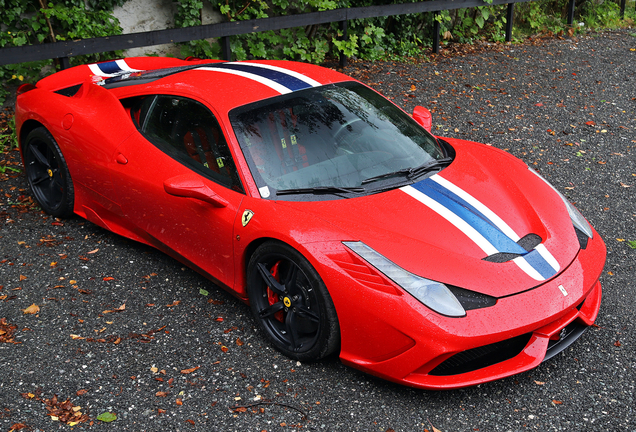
18;120;46;151
241;236;285;303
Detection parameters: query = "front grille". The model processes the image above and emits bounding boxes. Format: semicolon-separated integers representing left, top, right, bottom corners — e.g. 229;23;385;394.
429;333;533;376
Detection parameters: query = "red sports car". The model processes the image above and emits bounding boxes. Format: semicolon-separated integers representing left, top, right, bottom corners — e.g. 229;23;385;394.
14;57;605;389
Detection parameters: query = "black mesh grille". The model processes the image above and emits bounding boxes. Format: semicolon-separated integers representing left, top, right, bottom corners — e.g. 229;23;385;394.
429;333;533;376
544;322;587;362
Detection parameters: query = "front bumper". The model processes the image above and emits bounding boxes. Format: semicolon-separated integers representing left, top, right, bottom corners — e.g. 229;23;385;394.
305;228;605;390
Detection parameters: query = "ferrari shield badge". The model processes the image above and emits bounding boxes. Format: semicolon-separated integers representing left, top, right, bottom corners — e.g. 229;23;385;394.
241;210;254;227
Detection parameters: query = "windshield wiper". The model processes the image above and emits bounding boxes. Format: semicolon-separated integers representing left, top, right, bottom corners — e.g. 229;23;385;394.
276;186;365;196
361;158;452;185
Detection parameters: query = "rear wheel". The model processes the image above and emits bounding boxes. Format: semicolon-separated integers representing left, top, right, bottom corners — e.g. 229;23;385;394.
23;127;74;217
247;241;340;361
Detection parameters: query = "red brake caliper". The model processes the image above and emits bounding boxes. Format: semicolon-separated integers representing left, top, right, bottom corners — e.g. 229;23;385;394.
267;261;285;323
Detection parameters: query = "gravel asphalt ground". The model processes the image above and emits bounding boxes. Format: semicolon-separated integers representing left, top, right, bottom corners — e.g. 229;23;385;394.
1;29;635;431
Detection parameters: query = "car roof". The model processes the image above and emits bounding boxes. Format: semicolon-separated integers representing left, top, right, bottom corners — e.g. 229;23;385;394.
39;58;355;114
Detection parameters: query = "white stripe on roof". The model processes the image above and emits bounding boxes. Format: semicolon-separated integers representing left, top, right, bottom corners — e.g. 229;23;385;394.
196;67;291;94
228;62;322;88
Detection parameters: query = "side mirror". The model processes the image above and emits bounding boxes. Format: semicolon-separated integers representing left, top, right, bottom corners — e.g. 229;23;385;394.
413;106;432;133
164;175;228;208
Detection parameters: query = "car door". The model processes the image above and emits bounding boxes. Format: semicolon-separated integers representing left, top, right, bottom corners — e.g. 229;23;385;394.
111;94;245;290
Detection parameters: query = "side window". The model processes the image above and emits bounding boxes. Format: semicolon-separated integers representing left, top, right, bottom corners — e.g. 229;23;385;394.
134;95;243;193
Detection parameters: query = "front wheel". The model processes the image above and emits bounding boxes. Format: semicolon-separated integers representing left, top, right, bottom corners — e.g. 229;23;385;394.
23;127;74;217
247;241;340;361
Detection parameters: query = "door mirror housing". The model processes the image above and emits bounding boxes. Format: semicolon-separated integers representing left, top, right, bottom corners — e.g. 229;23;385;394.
413;106;432;133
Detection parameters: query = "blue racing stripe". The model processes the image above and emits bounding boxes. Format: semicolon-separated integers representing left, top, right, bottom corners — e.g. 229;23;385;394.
522;249;558;279
411;179;527;254
210;63;312;92
97;61;123;75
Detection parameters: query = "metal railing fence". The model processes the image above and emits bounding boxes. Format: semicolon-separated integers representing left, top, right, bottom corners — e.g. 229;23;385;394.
0;0;632;69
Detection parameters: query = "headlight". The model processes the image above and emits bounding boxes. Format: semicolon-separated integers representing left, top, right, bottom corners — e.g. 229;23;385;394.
528;168;593;239
343;241;466;317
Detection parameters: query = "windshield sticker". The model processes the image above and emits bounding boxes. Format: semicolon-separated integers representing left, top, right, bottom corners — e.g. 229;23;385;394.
259;186;271;198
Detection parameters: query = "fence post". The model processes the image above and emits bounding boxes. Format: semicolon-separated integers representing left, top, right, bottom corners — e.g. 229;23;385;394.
59;57;70;70
567;0;576;26
221;36;232;61
432;12;440;54
505;4;514;42
339;20;348;68
620;0;626;18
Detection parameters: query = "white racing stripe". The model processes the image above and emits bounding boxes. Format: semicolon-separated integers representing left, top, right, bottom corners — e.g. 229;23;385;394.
88;60;141;77
228;62;322;88
196;67;292;94
401;185;499;256
404;175;561;281
432;175;521;241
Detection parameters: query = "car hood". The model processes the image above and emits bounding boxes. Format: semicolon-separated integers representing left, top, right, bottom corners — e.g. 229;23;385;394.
278;139;582;297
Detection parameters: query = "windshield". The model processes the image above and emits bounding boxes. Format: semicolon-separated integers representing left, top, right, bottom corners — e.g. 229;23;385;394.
230;82;450;200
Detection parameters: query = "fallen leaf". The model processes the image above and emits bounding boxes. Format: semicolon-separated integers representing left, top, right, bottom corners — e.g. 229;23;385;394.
534;380;545;385
102;277;115;281
19;275;27;281
181;366;200;374
176;398;183;406
156;391;170;397
87;249;99;254
102;304;126;314
166;301;181;307
236;338;244;346
22;304;39;315
96;412;117;422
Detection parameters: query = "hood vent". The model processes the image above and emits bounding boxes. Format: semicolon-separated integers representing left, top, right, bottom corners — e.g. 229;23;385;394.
482;233;542;263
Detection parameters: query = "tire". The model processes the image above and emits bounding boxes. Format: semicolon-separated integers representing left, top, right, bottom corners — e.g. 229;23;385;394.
247;241;340;361
23;127;74;218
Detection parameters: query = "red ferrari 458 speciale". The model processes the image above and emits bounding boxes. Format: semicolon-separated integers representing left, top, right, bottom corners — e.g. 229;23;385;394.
15;57;605;389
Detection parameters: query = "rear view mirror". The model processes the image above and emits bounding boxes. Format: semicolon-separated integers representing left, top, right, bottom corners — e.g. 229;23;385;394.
413;106;432;133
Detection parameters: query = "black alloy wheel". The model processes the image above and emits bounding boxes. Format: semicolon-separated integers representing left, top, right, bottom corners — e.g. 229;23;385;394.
23;127;74;217
247;241;340;361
